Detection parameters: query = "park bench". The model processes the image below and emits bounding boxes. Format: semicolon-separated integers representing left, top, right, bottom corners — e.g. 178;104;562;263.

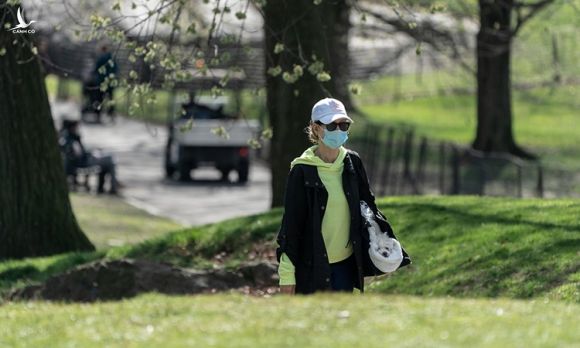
66;165;101;192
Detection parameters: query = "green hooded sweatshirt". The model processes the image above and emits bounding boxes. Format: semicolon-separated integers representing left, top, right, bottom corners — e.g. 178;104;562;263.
278;145;353;286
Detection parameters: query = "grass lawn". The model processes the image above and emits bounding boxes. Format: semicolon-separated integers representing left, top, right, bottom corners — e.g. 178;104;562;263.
1;293;579;347
70;193;183;249
1;196;578;347
2;196;578;303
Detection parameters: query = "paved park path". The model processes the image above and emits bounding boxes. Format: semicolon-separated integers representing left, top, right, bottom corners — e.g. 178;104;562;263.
79;117;272;226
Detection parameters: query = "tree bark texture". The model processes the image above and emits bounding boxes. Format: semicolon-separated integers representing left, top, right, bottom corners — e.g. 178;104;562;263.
0;5;95;259
264;0;352;207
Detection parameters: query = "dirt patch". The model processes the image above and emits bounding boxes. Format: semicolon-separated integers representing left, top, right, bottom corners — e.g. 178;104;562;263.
212;240;278;266
8;258;279;302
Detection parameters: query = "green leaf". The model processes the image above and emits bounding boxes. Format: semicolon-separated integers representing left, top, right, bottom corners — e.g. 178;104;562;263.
253;0;267;7
274;43;284;54
260;127;273;140
293;65;303;77
179;118;194;132
415;42;422;56
267;66;282;77
211;126;230;140
282;72;298;84
430;3;446;14
308;60;324;75
210;86;223;98
349;83;362;95
316;72;331;82
247;138;262;149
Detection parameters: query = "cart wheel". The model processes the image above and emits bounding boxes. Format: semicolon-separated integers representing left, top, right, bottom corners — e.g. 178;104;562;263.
237;159;249;183
178;166;191;181
220;168;231;182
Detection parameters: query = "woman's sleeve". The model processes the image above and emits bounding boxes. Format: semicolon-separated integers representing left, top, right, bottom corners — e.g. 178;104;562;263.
275;166;307;276
278;252;296;285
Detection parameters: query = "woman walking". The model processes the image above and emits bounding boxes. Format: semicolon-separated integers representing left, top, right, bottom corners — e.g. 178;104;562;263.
276;98;410;295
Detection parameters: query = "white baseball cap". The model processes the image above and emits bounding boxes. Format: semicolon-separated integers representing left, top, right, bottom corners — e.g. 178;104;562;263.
311;98;353;124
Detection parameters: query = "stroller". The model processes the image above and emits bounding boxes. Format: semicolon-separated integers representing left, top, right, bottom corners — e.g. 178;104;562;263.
81;75;104;123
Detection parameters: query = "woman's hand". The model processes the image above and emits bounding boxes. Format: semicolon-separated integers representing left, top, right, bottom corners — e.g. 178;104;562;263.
279;285;296;295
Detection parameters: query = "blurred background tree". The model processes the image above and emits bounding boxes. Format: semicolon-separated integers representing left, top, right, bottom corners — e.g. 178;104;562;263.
0;1;95;259
474;0;555;159
264;0;353;207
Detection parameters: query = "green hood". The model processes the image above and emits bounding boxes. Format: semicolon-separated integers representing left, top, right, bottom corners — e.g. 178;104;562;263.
290;145;347;171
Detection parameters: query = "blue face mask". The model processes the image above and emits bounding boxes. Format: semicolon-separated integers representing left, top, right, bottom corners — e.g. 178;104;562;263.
322;129;349;149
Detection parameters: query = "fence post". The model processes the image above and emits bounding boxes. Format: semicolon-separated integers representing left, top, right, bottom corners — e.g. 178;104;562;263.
536;165;544;198
451;146;460;195
516;165;523;198
362;123;374;183
478;158;487;196
367;126;380;184
402;129;415;193
391;132;406;195
439;142;446;194
416;136;427;194
378;127;395;197
363;123;373;161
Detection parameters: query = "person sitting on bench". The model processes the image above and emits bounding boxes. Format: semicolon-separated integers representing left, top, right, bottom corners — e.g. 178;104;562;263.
59;120;119;194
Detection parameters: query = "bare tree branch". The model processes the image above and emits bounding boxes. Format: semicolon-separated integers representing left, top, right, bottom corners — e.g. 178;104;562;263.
359;4;476;76
512;0;556;35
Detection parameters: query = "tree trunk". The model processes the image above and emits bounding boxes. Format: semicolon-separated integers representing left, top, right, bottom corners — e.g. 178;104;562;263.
264;0;352;207
473;0;536;159
0;6;95;259
327;0;353;111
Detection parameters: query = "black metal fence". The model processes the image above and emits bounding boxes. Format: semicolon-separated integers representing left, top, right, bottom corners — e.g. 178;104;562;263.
348;122;579;198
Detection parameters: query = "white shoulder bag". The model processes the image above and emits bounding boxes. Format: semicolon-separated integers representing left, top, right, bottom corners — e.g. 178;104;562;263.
360;201;403;273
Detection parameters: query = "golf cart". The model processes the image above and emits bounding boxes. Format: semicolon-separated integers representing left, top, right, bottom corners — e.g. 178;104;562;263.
164;94;260;183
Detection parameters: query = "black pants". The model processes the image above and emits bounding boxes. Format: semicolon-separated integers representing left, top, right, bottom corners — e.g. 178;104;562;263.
86;154;118;193
96;87;115;120
329;253;356;292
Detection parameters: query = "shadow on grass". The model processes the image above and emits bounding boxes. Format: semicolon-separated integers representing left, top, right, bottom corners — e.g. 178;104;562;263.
0;252;104;297
385;201;580;233
373;200;580;301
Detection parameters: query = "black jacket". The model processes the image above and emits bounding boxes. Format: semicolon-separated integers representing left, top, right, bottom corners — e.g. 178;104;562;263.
275;149;411;294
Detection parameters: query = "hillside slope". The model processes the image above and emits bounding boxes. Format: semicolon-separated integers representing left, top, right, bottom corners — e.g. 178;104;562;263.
2;197;578;302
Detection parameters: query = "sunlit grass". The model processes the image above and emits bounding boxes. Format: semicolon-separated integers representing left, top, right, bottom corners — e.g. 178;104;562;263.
70;193;183;250
1;293;579;347
2;197;578;303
